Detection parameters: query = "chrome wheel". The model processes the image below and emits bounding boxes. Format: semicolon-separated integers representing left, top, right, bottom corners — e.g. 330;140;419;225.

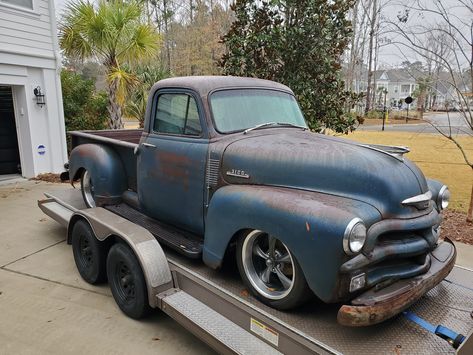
81;170;96;208
241;230;295;300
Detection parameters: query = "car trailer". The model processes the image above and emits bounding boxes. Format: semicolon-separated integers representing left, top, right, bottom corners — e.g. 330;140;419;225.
39;188;473;354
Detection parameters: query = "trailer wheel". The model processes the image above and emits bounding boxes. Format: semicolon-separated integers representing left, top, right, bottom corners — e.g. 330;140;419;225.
81;169;96;208
107;243;150;319
71;220;107;284
236;230;311;310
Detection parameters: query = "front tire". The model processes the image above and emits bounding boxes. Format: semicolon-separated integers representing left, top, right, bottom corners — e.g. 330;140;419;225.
236;230;311;310
107;243;151;319
71;220;107;284
80;169;96;208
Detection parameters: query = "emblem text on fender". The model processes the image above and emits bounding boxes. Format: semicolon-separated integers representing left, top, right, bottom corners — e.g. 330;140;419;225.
226;169;250;179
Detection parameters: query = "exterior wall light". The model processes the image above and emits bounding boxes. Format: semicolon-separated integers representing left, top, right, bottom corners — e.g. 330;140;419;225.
34;86;45;107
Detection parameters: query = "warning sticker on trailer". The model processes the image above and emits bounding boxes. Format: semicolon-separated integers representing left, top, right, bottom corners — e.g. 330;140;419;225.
250;318;279;347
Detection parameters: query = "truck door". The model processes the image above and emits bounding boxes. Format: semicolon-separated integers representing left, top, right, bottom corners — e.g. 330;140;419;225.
137;90;208;235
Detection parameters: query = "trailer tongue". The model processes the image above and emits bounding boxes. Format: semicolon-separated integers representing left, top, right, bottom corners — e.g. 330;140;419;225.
39;188;473;355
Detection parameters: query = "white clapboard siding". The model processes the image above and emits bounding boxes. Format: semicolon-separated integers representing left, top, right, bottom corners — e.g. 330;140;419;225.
0;0;55;58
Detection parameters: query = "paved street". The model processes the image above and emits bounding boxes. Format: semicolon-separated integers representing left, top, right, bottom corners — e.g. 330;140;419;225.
0;179;214;355
359;112;472;135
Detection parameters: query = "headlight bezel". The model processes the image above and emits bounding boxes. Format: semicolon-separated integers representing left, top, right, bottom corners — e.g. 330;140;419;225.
343;218;367;255
437;185;450;210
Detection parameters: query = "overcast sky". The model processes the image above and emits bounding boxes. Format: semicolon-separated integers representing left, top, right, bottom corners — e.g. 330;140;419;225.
53;0;472;69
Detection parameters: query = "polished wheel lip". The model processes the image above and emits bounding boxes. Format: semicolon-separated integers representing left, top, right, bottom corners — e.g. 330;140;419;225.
82;170;96;208
242;230;295;300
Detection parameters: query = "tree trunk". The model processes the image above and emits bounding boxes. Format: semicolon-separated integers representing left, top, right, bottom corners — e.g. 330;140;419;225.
364;0;378;116
107;78;123;129
468;173;473;223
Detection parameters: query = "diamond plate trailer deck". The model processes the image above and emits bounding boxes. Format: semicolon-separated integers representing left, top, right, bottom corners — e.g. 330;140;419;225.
39;188;473;355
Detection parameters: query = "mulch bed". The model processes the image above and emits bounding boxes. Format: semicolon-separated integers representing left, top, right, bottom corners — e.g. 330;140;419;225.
30;173;68;184
441;209;473;245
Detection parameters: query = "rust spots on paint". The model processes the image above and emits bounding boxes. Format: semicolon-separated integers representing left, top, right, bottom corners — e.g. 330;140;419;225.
306;221;310;232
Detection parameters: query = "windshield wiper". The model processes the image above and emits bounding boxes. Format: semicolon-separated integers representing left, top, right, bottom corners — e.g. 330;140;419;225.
243;122;307;134
243;122;277;134
275;123;308;130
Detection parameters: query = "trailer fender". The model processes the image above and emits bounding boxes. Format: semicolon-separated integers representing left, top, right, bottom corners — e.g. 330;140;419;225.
69;209;173;308
203;185;381;302
69;143;127;205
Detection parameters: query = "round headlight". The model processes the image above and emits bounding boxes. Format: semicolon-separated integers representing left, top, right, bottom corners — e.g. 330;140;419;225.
437;185;450;210
343;218;367;255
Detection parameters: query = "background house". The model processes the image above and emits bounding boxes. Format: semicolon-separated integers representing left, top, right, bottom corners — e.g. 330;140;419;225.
0;0;67;178
373;69;418;108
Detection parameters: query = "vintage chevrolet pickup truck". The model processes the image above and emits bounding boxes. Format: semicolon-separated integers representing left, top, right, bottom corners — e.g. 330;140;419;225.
68;76;455;326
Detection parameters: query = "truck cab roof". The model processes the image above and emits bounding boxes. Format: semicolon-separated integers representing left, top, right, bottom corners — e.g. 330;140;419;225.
150;76;294;98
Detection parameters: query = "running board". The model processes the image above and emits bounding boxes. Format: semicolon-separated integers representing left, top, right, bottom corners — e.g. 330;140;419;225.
159;289;282;355
104;204;203;258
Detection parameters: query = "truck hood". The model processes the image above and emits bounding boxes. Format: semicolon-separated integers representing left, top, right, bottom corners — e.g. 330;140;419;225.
221;129;429;218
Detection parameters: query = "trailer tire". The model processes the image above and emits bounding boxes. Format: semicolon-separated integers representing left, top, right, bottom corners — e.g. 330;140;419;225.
71;219;107;284
236;230;311;310
107;243;151;319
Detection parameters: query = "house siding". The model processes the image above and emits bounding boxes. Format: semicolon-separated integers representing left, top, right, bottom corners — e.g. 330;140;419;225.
0;0;55;58
0;0;67;177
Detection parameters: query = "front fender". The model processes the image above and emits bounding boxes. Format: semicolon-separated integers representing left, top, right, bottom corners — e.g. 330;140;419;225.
69;144;127;205
203;185;381;302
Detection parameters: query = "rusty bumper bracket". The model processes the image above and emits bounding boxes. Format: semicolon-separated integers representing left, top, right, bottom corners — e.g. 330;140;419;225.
337;238;456;327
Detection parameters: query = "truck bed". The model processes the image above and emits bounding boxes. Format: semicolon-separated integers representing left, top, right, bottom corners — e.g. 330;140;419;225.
40;188;473;354
70;129;143;148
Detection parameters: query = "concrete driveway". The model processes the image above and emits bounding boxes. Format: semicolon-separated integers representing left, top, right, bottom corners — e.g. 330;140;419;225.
0;179;214;355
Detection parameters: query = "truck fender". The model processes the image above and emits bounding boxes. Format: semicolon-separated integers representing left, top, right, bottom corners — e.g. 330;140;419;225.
69;143;127;205
203;185;381;302
68;209;173;308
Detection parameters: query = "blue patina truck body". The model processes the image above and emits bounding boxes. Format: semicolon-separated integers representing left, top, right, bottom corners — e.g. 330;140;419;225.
68;76;455;326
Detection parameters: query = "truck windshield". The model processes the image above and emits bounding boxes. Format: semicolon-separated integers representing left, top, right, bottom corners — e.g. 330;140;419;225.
210;89;307;133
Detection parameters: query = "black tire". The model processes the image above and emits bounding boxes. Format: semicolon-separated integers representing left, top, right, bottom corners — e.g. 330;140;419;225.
71;220;107;284
80;169;96;208
107;243;151;319
236;230;312;310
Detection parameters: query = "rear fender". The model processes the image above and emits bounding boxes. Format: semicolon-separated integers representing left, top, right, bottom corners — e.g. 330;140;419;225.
203;185;381;302
69;144;127;205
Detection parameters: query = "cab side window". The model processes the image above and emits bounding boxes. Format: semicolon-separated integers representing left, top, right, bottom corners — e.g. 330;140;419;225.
153;93;202;136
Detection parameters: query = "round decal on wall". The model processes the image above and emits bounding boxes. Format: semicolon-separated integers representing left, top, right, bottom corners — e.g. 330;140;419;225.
38;145;46;155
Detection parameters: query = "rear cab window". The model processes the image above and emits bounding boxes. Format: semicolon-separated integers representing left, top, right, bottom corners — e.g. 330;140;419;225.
153;93;202;136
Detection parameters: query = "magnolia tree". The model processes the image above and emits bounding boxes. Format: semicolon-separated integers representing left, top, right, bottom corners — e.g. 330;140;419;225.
220;0;361;133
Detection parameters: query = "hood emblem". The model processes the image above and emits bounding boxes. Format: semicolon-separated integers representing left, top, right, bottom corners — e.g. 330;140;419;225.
226;169;250;179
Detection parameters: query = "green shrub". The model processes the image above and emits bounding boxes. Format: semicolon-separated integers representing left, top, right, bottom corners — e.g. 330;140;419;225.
366;110;382;119
61;70;108;150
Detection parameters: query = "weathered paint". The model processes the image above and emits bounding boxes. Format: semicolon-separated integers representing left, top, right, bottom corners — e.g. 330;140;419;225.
69;143;128;205
68;76;454;321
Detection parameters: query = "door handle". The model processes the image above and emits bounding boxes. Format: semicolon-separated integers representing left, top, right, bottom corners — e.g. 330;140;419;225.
142;142;157;148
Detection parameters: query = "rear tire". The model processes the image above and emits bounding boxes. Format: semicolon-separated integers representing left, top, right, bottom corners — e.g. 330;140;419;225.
71;220;107;284
236;230;312;310
80;169;96;208
107;243;151;319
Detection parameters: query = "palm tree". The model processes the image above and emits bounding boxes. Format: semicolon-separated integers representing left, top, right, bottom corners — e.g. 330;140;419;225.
126;64;169;128
59;0;160;129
